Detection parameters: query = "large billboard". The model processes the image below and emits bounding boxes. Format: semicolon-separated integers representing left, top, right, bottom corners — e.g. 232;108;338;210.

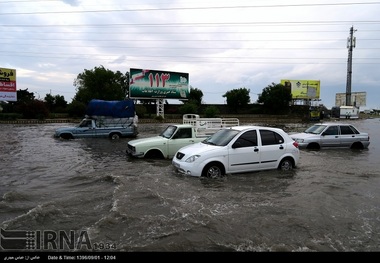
281;79;320;99
0;67;17;101
129;68;189;99
335;92;366;107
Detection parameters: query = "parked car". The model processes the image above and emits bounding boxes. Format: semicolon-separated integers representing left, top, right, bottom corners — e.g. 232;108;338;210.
172;126;300;178
126;124;209;159
126;114;239;159
290;123;370;149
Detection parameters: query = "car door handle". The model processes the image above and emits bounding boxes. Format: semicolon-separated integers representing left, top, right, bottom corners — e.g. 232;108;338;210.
279;145;284;150
254;148;259;152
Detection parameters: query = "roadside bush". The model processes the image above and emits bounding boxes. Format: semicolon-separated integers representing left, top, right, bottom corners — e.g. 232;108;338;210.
154;115;164;122
15;100;50;119
0;113;22;120
179;103;198;115
204;106;220;118
135;104;147;118
67;100;86;118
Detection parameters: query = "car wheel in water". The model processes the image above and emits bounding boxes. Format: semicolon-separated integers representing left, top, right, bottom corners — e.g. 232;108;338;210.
60;134;73;140
110;133;120;140
144;150;164;159
202;163;224;178
279;158;293;171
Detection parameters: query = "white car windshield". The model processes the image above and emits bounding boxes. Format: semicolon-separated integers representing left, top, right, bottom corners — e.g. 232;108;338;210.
160;125;177;139
304;125;327;134
202;129;240;146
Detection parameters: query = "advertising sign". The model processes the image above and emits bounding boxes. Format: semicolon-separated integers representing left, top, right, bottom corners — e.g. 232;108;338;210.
281;79;320;99
129;68;189;99
0;67;17;101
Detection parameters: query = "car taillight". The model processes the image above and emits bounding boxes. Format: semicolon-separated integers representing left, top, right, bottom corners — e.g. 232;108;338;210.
293;141;299;148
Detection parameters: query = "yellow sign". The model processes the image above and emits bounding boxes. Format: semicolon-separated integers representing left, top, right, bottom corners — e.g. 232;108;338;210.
0;67;17;101
281;79;320;99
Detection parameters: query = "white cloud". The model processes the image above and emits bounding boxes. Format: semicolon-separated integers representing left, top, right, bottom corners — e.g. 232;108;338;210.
1;0;379;110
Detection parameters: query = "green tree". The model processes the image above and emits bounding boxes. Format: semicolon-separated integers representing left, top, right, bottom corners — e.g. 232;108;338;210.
10;89;44;118
16;88;35;103
67;100;87;118
44;94;68;112
73;65;128;104
257;82;292;114
54;95;68;112
187;86;203;105
44;94;55;111
21;100;50;119
223;87;250;113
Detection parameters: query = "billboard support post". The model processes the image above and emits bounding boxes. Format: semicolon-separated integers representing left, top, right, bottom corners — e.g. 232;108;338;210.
156;99;164;118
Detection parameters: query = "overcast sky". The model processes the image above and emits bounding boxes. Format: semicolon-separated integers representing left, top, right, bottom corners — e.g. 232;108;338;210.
1;0;380;110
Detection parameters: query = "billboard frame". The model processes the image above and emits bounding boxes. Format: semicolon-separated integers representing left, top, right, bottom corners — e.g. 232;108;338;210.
281;79;320;100
129;68;189;100
0;67;17;101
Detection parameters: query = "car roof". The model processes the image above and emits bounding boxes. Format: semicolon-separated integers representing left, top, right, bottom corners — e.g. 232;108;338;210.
226;125;284;132
313;122;357;126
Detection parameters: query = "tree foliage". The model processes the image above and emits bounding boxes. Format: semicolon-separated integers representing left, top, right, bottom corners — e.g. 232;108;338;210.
223;87;250;113
44;94;67;112
67;100;87;118
73;65;129;104
179;102;198;115
257;82;292;114
3;89;48;119
179;86;203;106
187;86;203;105
204;105;220;117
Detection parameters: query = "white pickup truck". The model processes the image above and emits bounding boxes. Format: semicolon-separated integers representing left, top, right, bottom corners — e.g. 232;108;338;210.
126;114;239;159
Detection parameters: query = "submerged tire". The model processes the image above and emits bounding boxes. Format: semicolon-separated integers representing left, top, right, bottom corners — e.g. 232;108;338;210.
278;158;293;171
202;162;225;178
144;150;164;159
60;133;73;139
110;133;121;140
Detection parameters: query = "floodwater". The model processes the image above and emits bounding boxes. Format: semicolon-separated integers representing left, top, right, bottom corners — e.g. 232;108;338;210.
0;118;379;252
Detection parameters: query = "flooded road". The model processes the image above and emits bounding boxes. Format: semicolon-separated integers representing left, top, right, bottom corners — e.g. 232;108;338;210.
0;118;379;252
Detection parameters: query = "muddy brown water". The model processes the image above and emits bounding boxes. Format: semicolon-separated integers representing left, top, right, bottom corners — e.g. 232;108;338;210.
0;118;379;252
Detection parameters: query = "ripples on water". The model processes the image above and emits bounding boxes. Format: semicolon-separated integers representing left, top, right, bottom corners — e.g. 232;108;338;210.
0;119;379;252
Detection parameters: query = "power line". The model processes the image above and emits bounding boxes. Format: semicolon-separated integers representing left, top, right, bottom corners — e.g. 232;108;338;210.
1;2;380;15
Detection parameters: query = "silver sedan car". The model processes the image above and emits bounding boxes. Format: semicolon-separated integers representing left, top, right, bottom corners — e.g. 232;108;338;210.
290;123;370;149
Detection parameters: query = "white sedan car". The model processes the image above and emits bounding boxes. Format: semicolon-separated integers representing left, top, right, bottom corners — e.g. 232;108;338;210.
172;126;300;178
290;123;370;149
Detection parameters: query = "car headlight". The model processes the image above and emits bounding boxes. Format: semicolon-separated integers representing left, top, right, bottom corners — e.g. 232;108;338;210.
185;155;200;163
293;138;304;143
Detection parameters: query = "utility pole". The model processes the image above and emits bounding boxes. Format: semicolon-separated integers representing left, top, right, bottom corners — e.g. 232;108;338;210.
345;26;356;106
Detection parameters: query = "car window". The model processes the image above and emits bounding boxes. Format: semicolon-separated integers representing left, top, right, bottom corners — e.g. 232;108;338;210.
305;125;326;134
160;125;177;138
323;126;339;135
348;125;360;134
233;130;257;148
260;129;284;146
174;128;192;139
79;120;92;128
203;129;240;146
340;125;355;135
